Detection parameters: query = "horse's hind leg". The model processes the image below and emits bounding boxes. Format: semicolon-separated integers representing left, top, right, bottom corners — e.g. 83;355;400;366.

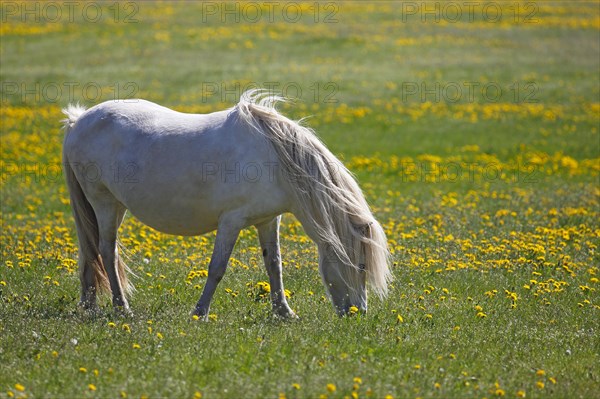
94;199;128;312
257;216;297;319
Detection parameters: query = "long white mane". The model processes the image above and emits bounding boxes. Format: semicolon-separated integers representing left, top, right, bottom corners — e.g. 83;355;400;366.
235;90;392;297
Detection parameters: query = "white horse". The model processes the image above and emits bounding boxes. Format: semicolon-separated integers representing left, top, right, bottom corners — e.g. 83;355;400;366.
62;91;391;319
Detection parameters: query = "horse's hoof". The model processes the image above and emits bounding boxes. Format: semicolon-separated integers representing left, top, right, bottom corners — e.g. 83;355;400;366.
113;306;133;318
77;302;100;315
274;309;299;320
190;308;209;322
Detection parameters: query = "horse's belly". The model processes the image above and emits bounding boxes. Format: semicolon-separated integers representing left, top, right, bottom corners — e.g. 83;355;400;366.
119;188;221;236
129;208;218;236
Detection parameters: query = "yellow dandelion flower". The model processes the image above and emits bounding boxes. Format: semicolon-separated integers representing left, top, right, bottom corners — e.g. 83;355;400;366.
79;367;87;373
193;392;202;399
517;389;526;397
536;369;546;376
536;381;545;389
14;384;25;392
353;377;362;384
132;343;141;349
192;315;200;321
326;383;336;392
495;388;505;396
88;384;96;391
157;332;164;339
292;383;300;390
349;306;359;314
549;377;557;384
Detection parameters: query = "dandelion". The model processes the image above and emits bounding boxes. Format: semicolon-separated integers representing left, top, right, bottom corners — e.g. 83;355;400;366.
349;306;359;315
79;367;87;373
495;388;505;396
536;381;545;389
193;392;202;399
517;390;526;397
132;343;141;349
292;383;300;390
326;383;336;392
14;384;25;392
536;369;546;377
549;377;557;384
88;384;97;391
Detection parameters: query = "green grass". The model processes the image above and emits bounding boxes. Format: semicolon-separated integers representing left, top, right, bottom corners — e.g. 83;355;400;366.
1;2;599;398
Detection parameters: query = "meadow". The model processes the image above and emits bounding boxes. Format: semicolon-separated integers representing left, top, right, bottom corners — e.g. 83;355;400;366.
1;1;599;398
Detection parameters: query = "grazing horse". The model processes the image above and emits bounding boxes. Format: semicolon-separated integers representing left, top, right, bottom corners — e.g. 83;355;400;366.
62;91;391;319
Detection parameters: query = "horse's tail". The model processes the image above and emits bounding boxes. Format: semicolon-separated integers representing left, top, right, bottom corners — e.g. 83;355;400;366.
62;105;130;297
236;90;392;297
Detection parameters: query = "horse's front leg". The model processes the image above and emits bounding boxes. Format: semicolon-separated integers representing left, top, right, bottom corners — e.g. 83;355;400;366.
192;215;242;320
256;216;297;319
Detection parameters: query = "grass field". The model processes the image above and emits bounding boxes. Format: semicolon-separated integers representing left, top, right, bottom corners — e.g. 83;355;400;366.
1;1;599;398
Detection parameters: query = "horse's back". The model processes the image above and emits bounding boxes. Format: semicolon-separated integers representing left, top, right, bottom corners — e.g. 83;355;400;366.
65;99;229;142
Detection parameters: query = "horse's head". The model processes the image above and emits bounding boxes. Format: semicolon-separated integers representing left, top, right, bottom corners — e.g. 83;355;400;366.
319;222;389;316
